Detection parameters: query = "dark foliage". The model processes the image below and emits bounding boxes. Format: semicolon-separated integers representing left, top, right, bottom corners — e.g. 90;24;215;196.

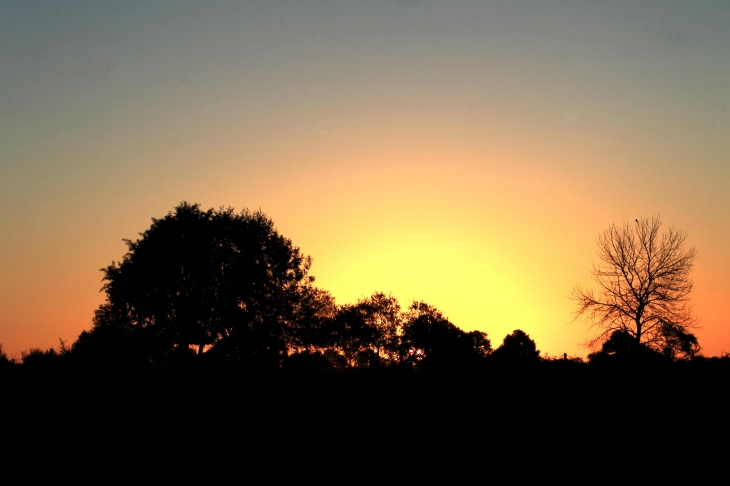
73;202;321;369
659;321;700;360
401;302;491;368
284;350;333;372
0;344;16;369
331;292;402;368
587;330;669;365
492;330;540;364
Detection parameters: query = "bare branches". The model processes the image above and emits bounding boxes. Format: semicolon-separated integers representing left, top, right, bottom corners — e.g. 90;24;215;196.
571;215;698;354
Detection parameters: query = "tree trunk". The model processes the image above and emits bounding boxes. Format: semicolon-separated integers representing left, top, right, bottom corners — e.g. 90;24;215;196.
635;317;642;345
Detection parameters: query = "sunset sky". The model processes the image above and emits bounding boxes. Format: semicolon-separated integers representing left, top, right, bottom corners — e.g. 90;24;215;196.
1;1;728;358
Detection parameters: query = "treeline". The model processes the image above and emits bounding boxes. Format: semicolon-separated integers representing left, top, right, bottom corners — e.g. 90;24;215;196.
2;202;728;374
6;325;730;375
4;292;543;372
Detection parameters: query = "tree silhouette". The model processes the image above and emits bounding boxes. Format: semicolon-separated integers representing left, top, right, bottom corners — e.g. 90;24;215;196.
331;303;371;367
356;292;402;367
586;329;669;365
492;329;540;363
77;202;319;368
658;322;699;360
570;215;699;358
401;301;491;368
467;330;492;359
286;286;337;354
331;292;401;368
0;344;15;368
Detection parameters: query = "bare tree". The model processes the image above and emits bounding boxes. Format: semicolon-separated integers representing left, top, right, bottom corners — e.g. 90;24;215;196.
571;215;699;357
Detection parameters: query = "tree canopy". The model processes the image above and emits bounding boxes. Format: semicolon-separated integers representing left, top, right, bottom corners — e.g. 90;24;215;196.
75;202;319;368
401;301;491;368
493;329;540;363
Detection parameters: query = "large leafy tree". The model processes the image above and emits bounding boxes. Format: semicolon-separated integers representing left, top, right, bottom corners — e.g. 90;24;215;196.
76;202;317;367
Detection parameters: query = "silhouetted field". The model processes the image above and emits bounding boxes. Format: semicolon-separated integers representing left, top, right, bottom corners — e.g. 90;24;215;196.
3;359;726;473
5;359;727;422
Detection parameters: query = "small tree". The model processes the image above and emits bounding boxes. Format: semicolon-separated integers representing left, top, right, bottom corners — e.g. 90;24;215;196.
492;329;540;363
286;286;337;354
332;292;401;368
571;215;699;358
358;292;402;366
401;301;490;368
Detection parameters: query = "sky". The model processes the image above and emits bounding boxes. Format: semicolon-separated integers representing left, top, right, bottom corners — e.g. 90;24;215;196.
1;0;729;359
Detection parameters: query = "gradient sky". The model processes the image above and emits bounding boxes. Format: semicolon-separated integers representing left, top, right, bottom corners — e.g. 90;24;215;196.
1;1;729;358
